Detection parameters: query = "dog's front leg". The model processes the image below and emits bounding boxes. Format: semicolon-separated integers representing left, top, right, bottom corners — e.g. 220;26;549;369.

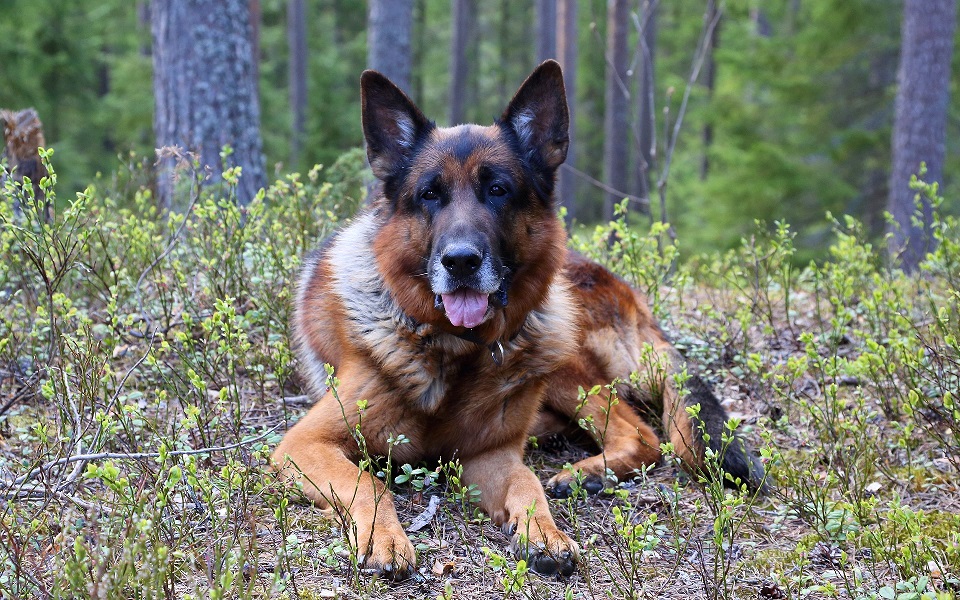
461;446;578;576
273;409;415;579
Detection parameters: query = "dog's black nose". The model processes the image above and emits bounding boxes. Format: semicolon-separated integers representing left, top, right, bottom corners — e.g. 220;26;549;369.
441;245;482;277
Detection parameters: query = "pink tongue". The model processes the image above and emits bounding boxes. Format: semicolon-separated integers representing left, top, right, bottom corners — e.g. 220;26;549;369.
441;289;489;328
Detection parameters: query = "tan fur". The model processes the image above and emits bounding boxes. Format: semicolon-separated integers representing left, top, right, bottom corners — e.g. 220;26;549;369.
275;203;580;574
274;218;697;575
273;61;723;579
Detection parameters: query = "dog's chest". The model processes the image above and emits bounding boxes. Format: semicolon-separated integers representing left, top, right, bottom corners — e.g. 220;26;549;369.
327;213;577;412
356;305;577;416
344;301;568;414
370;327;474;412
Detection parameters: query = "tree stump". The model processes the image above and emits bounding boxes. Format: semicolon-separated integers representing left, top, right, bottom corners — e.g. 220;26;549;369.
1;108;50;219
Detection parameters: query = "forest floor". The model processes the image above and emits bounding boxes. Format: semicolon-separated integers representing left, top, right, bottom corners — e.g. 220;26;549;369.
1;157;959;599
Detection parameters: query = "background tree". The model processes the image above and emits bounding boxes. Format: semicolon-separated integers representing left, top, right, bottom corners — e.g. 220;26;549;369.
0;0;152;194
556;0;578;219
675;1;908;257
152;0;266;207
449;0;477;125
634;0;657;206
888;0;957;270
249;0;261;80
367;0;413;93
495;1;535;104
602;0;630;221
288;0;308;169
2;0;958;262
699;0;719;180
536;0;558;62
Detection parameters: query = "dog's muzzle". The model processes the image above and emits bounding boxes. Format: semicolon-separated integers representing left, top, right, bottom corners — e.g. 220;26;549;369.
430;243;502;328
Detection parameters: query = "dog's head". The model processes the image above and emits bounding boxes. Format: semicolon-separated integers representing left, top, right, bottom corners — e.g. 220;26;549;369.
362;61;569;336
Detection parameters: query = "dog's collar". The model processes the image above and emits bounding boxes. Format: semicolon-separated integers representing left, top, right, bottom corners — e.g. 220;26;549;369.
449;329;506;365
448;317;527;366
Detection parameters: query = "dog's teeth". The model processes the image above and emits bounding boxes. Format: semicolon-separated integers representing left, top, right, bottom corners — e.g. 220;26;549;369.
434;294;444;309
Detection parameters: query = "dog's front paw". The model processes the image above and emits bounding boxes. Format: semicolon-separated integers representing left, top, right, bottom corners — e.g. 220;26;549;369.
506;517;579;577
355;524;416;580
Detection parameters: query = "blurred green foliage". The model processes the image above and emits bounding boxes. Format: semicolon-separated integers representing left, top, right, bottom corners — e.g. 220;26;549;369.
0;0;957;259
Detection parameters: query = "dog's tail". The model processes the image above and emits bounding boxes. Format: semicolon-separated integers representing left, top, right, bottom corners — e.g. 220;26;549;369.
656;348;767;493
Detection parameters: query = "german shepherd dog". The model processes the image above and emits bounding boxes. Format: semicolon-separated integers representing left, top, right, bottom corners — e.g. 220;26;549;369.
273;60;764;579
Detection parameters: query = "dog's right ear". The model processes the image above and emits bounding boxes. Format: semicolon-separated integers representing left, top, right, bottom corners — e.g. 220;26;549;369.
361;71;433;180
501;60;569;172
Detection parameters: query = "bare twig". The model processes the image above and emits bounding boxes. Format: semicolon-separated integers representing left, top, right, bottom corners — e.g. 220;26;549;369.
0;376;38;417
656;4;723;233
135;181;202;332
406;494;442;532
560;164;650;210
86;330;158;455
6;424;281;488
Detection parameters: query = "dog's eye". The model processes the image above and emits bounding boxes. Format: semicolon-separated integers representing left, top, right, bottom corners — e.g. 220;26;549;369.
489;185;507;197
420;189;439;202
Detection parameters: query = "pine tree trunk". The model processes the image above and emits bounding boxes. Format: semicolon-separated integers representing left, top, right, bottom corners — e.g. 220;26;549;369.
555;0;577;220
536;0;557;62
888;0;957;271
412;0;427;104
700;0;720;180
634;0;656;207
449;0;476;125
249;0;261;81
152;0;266;208
498;0;511;100
367;0;413;93
602;0;630;221
288;0;307;168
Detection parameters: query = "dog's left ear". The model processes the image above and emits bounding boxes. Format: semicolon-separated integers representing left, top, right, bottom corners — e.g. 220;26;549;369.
361;71;433;180
501;60;569;171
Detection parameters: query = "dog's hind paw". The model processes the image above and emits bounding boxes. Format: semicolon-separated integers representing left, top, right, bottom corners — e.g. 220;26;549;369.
545;471;606;498
546;462;614;498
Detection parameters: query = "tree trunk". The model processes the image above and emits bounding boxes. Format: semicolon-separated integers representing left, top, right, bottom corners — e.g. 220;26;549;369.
888;0;957;271
412;0;427;104
288;0;307;168
249;0;261;81
449;0;477;125
700;0;720;180
498;0;511;100
137;1;151;56
634;0;656;207
367;0;413;93
536;0;558;62
555;0;577;220
602;0;630;221
152;0;267;208
1;108;49;219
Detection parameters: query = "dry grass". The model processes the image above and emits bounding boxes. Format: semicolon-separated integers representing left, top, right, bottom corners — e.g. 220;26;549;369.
1;155;959;599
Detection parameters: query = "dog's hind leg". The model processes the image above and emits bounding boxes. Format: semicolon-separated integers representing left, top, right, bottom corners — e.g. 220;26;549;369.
542;362;662;497
635;334;767;493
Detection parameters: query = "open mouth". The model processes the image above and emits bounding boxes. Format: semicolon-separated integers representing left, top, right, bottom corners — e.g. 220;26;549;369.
436;288;489;328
